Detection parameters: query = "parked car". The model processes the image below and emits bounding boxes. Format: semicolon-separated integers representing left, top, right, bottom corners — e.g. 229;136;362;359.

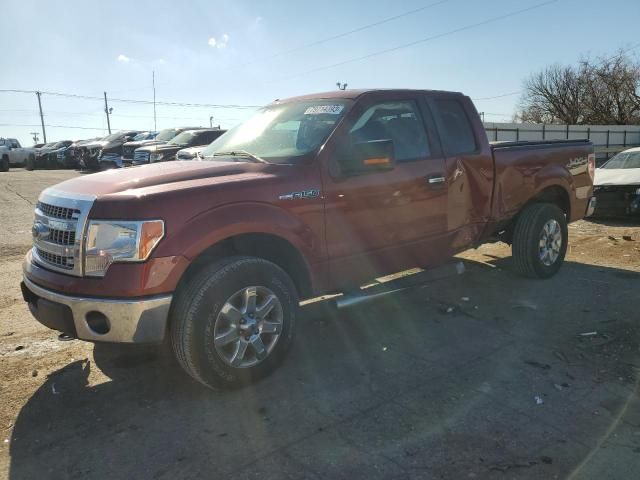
590;147;640;218
22;88;595;389
175;145;207;161
29;141;73;170
0;138;36;171
119;128;200;167
75;130;141;171
132;128;225;165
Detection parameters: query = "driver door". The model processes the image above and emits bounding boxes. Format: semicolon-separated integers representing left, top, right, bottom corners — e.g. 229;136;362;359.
321;94;449;288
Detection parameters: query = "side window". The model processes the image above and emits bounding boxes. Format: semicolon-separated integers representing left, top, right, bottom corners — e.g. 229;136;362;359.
431;99;477;155
349;101;430;162
202;130;224;144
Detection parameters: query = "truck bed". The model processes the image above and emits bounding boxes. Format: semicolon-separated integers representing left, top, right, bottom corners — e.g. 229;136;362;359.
489;139;593;224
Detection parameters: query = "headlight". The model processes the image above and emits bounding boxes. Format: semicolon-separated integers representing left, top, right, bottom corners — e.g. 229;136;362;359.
150;153;164;162
84;220;164;277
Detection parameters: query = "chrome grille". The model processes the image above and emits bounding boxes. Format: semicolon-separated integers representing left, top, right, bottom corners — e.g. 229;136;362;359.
32;190;95;276
37;202;79;220
133;150;149;163
35;248;74;270
49;229;75;245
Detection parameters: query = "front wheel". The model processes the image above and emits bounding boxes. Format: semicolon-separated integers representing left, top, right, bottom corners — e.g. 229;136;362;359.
170;256;298;389
512;203;568;278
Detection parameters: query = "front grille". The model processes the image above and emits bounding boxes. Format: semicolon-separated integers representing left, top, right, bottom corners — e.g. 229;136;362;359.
134;150;149;163
36;248;74;270
37;202;80;220
49;229;75;245
122;146;134;159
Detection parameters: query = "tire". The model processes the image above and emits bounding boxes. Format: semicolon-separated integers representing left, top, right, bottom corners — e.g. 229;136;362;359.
170;256;298;389
25;155;35;171
0;156;8;172
512;203;568;278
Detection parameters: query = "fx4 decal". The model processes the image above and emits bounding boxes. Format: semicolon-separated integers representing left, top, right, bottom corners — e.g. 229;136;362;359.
278;189;321;201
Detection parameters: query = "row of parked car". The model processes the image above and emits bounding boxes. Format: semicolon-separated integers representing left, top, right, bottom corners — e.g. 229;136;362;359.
0;126;226;172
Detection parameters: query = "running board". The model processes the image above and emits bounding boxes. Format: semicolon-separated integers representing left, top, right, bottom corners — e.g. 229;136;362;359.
334;261;465;310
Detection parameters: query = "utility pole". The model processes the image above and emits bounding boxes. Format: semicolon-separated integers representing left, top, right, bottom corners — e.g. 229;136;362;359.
152;70;157;131
35;91;47;143
103;91;112;134
209;116;214;128
30;132;40;144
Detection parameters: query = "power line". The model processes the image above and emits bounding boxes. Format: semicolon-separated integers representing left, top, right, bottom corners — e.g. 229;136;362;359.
0;89;262;109
269;0;558;83
247;0;450;65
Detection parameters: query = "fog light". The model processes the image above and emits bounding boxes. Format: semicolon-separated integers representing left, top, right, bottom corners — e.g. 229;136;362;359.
85;311;110;335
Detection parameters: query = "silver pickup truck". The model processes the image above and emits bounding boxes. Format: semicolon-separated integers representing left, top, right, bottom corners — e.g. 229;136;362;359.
0;138;36;171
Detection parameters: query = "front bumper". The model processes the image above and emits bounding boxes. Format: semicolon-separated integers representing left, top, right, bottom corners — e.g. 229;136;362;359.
21;276;172;344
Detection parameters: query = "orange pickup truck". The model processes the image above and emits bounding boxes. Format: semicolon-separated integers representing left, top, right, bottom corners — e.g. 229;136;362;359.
21;89;596;388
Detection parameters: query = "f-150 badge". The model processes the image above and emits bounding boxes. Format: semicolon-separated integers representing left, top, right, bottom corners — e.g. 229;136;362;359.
278;189;320;201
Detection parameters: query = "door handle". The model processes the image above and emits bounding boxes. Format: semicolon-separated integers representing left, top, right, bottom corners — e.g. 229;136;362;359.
427;175;446;185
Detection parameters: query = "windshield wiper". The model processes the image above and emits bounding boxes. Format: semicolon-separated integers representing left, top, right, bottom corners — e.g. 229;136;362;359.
210;150;269;164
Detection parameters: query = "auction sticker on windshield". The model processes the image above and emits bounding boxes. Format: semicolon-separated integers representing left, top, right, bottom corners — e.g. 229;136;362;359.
304;105;344;115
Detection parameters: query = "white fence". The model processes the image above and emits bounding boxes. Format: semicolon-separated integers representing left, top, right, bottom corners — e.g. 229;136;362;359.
483;123;640;165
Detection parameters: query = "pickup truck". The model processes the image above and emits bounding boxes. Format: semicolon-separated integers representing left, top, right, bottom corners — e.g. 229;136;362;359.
21;89;596;389
0;138;36;171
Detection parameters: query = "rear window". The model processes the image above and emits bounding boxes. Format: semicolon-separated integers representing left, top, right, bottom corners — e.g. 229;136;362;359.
432;99;477;156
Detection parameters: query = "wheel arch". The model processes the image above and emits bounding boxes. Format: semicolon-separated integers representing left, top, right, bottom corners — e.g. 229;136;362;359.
175;232;314;300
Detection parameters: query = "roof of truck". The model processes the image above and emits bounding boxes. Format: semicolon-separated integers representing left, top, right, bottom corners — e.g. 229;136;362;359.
273;88;464;104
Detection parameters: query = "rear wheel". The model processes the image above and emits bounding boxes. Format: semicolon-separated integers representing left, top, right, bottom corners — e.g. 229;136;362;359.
0;156;8;172
512;203;568;278
170;256;298;389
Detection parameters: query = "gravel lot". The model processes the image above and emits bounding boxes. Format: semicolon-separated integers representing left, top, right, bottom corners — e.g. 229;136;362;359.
1;169;639;479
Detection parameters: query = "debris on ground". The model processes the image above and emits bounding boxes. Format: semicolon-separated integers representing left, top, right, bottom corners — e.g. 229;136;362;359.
608;236;618;242
512;300;538;310
534;396;544;405
524;360;551;370
488;460;538;472
14;345;24;351
622;235;634;241
31;370;37;377
578;331;598;337
553;351;569;363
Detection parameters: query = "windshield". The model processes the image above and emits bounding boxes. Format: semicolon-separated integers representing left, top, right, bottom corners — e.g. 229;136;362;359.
102;132;126;142
168;131;196;146
155;129;179;142
602;151;640;169
201;100;350;163
132;132;150;141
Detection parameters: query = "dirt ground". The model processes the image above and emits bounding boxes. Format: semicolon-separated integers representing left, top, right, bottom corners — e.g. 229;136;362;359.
1;169;639;479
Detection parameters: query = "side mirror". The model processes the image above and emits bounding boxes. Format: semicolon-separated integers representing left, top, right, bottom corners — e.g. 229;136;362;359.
339;139;395;175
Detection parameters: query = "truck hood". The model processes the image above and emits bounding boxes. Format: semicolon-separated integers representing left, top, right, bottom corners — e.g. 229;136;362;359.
49;160;270;197
594;168;640;186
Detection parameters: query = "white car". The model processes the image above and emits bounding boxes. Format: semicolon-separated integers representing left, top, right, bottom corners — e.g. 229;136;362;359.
591;147;640;218
175;146;206;161
0;138;37;171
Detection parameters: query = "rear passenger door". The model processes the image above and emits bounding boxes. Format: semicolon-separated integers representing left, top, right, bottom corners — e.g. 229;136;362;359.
427;95;494;252
322;94;449;287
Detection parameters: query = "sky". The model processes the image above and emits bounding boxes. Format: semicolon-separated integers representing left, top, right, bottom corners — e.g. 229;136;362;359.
0;0;638;146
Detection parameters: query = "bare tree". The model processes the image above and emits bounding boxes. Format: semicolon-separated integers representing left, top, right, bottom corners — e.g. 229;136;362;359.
516;51;640;125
